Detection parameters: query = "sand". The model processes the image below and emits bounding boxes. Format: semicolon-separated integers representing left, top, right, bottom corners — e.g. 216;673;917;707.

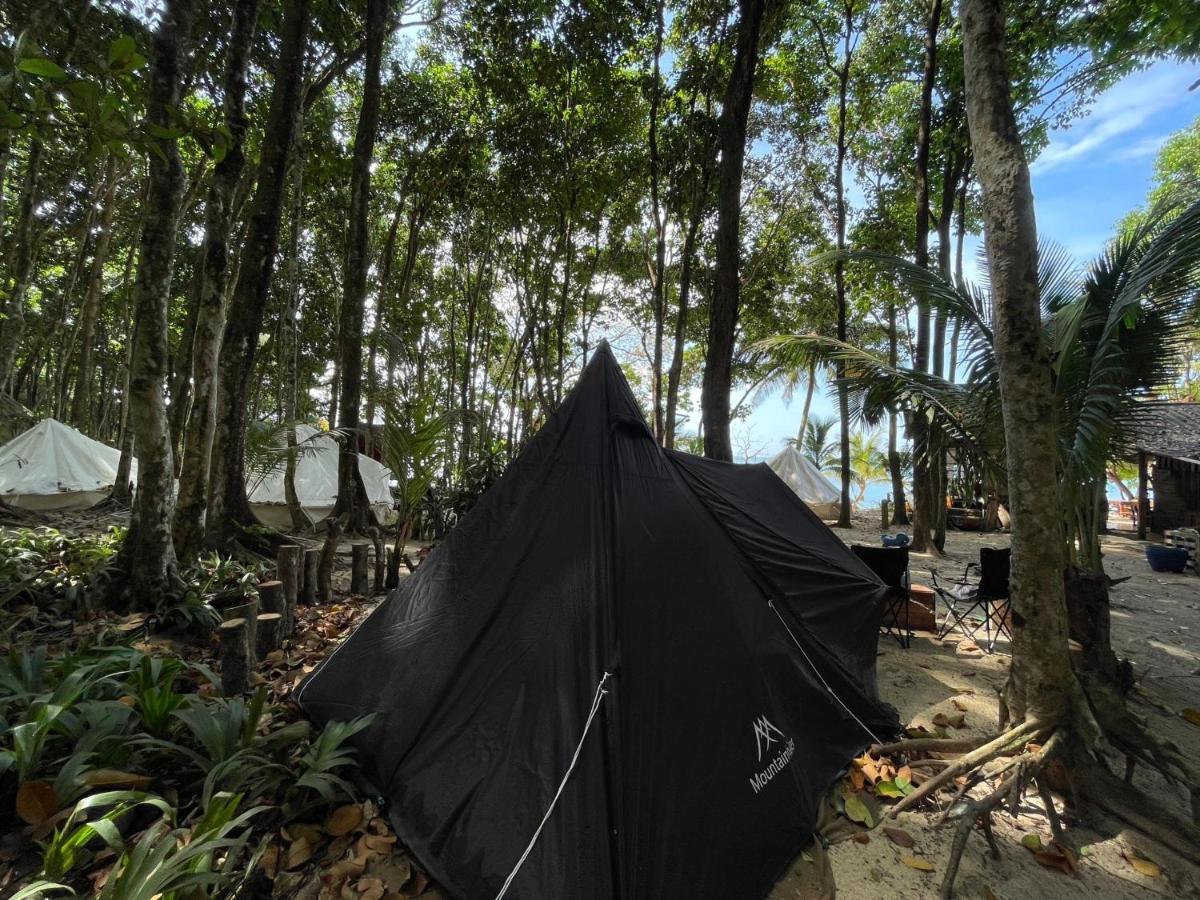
768;514;1200;900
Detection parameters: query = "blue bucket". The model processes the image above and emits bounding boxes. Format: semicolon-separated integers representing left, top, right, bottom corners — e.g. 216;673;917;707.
1146;545;1189;574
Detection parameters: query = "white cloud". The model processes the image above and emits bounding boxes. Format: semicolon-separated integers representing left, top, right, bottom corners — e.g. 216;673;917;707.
1032;64;1197;174
1109;133;1171;163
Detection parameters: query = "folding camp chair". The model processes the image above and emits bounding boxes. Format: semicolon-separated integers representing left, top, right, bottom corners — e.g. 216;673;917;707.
932;547;1012;652
851;545;911;649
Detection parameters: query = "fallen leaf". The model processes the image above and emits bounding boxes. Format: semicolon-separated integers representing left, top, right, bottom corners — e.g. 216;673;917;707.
848;769;866;791
83;769;154;789
883;826;915;848
983;887;998;900
1128;856;1162;878
327;804;364;837
356;876;386;900
15;781;58;826
401;869;429;897
901;855;934;872
1021;834;1044;851
285;836;314;870
844;793;874;828
852;832;870;844
952;698;969;712
1181;708;1200;727
1031;845;1077;877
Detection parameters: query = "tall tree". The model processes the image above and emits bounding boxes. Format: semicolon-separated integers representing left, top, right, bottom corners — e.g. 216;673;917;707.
206;0;310;548
332;0;387;531
173;0;262;560
115;0;197;601
702;0;770;460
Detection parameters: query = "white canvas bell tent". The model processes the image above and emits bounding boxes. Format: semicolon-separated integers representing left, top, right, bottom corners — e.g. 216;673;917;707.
0;418;137;510
767;444;841;520
247;425;395;529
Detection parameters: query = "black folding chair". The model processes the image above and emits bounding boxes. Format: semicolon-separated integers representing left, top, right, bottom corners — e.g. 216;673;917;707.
851;544;911;649
932;547;1011;652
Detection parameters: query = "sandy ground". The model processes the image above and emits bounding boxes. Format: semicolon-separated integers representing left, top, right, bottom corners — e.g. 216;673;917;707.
768;513;1200;900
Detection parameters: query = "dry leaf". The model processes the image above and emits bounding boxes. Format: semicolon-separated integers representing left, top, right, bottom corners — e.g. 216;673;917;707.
901;856;934;872
883;827;915;848
1181;708;1200;727
15;781;58;826
848;769;866;791
356;877;386;900
851;832;870;844
286;836;314;870
952;698;969;712
401;869;429;897
361;833;397;853
1031;845;1077;877
983;887;998;900
327;804;365;837
83;769;154;789
1128;855;1162;878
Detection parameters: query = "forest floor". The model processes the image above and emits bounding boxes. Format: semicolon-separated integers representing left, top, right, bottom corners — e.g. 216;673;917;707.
769;512;1200;900
4;506;1199;898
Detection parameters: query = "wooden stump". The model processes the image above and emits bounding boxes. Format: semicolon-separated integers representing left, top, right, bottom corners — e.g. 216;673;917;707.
277;544;301;607
221;597;259;666
318;518;341;604
351;543;370;596
301;547;320;605
259;580;289;637
219;618;251;696
256;612;283;658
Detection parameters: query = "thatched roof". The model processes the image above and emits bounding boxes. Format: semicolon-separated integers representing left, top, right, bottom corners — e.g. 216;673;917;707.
1127;402;1200;464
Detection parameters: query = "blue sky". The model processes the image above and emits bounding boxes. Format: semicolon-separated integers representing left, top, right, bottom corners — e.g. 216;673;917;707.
736;58;1200;465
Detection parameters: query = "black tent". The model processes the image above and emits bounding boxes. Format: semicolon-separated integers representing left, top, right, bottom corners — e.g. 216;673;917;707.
298;343;900;899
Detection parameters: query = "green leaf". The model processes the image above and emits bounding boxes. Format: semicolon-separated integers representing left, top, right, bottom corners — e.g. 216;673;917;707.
108;35;137;68
844;793;874;827
18;58;68;81
148;124;184;140
875;779;905;798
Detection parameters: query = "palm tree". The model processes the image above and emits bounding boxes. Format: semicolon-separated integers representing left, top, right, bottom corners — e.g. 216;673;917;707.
799;415;839;472
756;198;1200;679
848;429;888;503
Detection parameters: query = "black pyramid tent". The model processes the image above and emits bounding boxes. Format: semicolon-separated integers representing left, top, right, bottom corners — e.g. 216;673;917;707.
298;343;900;899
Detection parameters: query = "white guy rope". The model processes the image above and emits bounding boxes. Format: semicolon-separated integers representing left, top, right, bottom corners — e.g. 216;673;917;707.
495;671;613;900
768;600;884;746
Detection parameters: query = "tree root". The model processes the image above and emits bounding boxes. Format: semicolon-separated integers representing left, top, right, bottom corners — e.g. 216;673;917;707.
887;718;1046;818
937;730;1064;898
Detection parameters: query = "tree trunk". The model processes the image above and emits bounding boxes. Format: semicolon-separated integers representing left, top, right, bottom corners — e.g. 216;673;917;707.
117;0;198;603
69;154;121;429
174;0;262;560
332;0;385;531
207;0;310;547
701;0;768;461
113;242;138;502
282;150;308;531
648;0;667;443
888;300;910;524
0;138;43;391
833;11;853;529
962;0;1073;722
909;0;942;554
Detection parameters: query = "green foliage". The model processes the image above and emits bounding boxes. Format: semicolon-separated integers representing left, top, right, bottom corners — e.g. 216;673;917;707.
0;527;124;610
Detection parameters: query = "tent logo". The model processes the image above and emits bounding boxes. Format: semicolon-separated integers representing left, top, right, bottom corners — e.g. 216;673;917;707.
749;715;795;795
753;715;785;762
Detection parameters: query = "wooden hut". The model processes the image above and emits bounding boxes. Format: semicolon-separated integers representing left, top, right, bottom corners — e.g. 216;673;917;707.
1127;403;1200;539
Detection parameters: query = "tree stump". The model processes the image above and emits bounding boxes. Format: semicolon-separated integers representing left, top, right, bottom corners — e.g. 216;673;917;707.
256;612;283;658
219;618;251;696
318;517;341;604
277;543;301;607
221;596;259;667
301;547;320;605
351;542;370;596
259;580;289;637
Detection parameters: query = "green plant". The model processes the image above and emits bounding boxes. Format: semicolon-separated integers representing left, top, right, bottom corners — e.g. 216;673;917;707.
283;715;373;818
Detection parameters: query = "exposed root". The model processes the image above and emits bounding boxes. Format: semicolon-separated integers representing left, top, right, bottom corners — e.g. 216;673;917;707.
887;718;1046;818
874;736;987;756
937;730;1064;898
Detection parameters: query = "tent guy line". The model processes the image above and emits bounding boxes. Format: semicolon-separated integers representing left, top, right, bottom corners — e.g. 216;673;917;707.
768;599;885;746
494;671;613;900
